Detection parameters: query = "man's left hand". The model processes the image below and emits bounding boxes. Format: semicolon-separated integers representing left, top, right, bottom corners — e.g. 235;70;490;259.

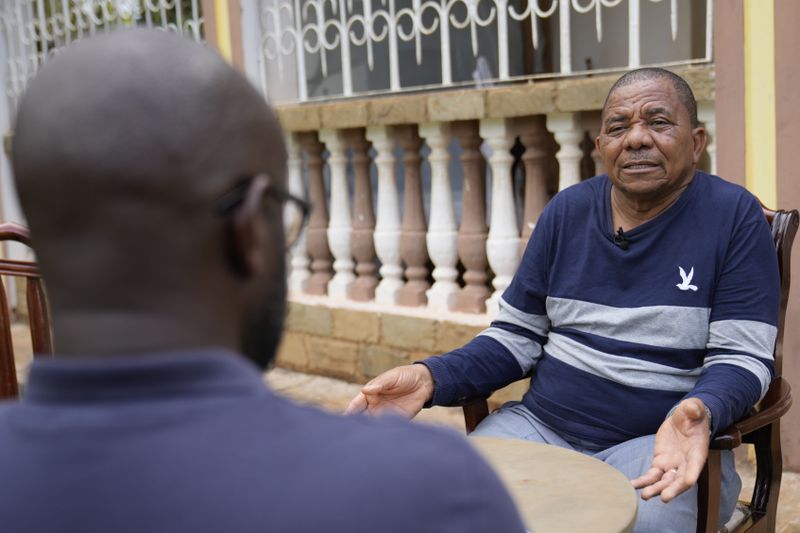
631;398;710;502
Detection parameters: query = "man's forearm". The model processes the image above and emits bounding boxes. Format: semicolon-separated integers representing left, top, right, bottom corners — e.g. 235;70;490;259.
419;335;530;406
685;364;764;434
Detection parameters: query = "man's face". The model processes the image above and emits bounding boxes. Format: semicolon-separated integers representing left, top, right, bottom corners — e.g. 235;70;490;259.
596;78;706;201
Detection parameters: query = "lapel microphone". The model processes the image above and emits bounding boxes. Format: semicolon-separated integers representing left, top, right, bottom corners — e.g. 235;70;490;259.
614;227;629;250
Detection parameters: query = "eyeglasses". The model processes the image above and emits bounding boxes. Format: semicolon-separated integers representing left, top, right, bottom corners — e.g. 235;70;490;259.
216;174;311;250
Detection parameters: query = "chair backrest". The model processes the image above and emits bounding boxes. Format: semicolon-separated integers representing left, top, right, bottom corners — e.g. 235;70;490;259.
0;222;52;399
763;207;799;378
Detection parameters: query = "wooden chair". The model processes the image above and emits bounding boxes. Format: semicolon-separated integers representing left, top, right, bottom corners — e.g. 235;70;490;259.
460;207;799;533
0;222;52;399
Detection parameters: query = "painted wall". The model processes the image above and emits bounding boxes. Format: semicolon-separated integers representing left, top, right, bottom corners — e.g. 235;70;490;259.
774;0;800;471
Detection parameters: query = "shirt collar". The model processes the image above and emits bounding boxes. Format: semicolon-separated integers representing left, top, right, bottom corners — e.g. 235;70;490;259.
23;348;268;404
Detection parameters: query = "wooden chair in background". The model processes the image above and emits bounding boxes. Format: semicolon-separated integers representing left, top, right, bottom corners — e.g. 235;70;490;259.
460;207;799;533
0;222;52;399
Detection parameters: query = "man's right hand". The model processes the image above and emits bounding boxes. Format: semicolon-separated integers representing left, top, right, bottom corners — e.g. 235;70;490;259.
344;364;435;419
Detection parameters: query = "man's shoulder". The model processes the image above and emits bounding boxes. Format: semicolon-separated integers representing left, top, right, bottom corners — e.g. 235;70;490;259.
552;175;606;204
0;391;525;533
538;175;606;223
696;171;758;203
693;171;764;223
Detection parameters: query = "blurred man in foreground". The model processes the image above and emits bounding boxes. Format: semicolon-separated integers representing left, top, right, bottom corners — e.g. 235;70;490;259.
0;30;524;533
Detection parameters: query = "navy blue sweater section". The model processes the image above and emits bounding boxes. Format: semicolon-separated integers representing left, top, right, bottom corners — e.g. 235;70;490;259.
424;172;779;447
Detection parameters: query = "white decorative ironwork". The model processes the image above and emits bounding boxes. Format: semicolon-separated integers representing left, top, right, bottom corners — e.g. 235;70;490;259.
254;0;713;103
0;0;205;115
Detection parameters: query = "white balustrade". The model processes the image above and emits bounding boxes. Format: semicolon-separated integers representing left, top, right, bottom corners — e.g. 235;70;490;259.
286;134;310;294
419;122;458;312
319;129;355;299
698;101;717;175
366;126;403;305
547;112;584;191
480;118;519;314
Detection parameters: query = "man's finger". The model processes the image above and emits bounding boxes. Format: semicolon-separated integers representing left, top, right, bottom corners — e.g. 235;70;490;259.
639;473;676;500
683;446;708;486
361;372;399;395
631;467;665;489
344;393;368;415
659;473;693;502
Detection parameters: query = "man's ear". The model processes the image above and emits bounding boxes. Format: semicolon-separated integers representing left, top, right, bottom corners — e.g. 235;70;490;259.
228;207;268;278
691;126;708;165
226;177;269;278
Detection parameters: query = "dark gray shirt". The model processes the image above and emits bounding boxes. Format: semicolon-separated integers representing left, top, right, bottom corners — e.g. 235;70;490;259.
0;349;524;532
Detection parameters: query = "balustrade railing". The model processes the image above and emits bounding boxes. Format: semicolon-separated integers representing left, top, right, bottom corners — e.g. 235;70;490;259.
253;0;713;104
0;0;205;116
287;105;717;316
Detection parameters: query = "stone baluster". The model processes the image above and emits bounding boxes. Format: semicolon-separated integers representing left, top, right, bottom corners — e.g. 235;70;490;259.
395;125;429;307
515;116;552;256
451;120;490;314
547;112;583;191
481;118;520;314
366;126;403;305
286;134;310;294
319;129;355;299
419;122;458;312
344;128;378;301
698;101;717;175
298;132;333;295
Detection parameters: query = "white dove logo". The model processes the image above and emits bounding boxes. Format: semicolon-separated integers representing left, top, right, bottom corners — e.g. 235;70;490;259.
676;266;698;291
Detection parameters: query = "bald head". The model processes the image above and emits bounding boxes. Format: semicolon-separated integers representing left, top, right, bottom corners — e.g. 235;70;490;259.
14;29;285;224
12;30;289;359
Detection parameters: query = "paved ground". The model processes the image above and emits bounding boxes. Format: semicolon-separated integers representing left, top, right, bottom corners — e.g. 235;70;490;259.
265;367;800;532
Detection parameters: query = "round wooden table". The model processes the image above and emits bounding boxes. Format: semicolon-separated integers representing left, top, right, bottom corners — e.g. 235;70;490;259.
471;437;638;533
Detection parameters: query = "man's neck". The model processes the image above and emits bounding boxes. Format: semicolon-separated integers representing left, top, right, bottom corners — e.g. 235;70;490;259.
51;309;239;356
610;178;693;233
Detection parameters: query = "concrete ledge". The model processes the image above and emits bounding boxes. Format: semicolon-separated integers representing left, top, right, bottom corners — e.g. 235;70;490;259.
276;300;490;383
275;299;530;407
276;65;715;132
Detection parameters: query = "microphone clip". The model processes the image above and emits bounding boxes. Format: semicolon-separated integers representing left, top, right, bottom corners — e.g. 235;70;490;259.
614;227;629;250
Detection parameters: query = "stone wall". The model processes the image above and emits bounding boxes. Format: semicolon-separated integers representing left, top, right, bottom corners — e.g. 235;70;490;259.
275;66;714;133
275;300;530;409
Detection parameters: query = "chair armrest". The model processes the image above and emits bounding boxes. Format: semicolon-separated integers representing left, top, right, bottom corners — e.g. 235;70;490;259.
710;377;792;450
457;396;491;435
452;395;491;407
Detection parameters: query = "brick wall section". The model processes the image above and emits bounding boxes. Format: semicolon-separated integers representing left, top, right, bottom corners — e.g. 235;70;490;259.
276;301;530;409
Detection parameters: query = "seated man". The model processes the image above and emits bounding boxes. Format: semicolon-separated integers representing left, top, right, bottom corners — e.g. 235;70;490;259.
0;30;525;533
348;68;779;532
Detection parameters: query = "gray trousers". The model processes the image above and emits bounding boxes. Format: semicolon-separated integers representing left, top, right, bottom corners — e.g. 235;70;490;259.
470;402;741;533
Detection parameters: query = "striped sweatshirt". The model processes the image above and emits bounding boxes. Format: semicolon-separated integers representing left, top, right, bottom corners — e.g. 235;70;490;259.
423;172;779;448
